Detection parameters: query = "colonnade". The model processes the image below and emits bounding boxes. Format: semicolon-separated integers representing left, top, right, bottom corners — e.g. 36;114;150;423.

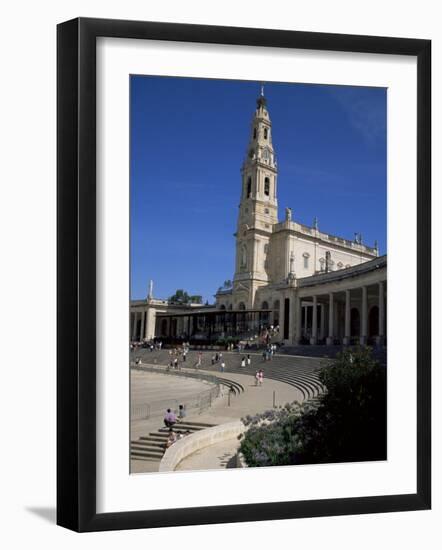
294;281;386;346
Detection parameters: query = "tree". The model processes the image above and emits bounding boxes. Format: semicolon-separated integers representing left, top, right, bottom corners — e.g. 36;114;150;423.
239;347;386;467
168;289;189;304
168;289;202;305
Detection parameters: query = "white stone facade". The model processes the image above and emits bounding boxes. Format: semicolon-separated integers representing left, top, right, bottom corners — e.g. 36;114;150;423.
215;91;379;316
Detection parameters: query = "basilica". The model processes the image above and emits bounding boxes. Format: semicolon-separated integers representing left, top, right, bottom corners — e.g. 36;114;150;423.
130;90;387;348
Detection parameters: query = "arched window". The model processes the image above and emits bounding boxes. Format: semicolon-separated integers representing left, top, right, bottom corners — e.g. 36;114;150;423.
303;252;310;269
238;302;246;311
261;301;269;310
246;177;252;198
253;128;257;139
264;177;270;196
220;304;226;311
264;128;268;139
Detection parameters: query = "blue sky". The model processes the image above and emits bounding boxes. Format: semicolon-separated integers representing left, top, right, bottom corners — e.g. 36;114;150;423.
130;76;386;302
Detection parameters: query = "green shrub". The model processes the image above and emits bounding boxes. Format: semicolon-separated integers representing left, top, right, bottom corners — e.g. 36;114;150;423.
240;347;386;467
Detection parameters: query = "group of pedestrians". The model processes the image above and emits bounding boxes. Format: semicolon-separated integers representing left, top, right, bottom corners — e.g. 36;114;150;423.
262;344;276;361
163;406;190;452
240;354;252;368
167;345;190;370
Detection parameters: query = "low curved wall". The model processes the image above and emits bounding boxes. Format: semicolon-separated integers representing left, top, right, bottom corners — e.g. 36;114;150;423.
159;420;244;472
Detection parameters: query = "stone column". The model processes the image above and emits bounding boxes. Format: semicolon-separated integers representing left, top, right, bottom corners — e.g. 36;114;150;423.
360;286;368;345
140;310;145;342
377;281;385;345
295;295;302;344
310;296;318;345
326;293;334;346
320;303;325;340
343;290;351;345
132;311;138;341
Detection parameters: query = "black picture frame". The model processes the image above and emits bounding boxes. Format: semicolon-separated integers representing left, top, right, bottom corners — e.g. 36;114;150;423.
57;17;431;532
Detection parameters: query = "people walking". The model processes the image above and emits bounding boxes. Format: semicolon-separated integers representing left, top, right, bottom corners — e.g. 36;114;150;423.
220;360;225;372
258;369;264;386
247;354;251;367
241;356;246;368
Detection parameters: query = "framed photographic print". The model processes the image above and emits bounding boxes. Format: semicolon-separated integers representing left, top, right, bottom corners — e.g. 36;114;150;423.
57;17;431;532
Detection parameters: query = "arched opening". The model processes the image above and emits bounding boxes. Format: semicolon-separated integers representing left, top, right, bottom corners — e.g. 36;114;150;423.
369;305;379;337
350;308;360;337
253;128;257;139
238;302;246;311
220;304;226;311
264;177;270;196
246;177;252;198
264;128;268;139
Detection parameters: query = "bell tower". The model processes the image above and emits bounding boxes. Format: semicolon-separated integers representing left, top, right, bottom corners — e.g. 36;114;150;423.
233;87;279;308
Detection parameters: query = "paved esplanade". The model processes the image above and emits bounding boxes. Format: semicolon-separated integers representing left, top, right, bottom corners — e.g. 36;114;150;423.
131;371;213;408
130;349;327;473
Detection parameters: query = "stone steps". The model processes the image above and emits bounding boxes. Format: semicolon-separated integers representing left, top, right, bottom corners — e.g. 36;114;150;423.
131;420;217;462
132;349;326;400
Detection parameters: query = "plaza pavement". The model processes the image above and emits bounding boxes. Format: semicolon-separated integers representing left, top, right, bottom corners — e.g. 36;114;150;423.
130;361;306;474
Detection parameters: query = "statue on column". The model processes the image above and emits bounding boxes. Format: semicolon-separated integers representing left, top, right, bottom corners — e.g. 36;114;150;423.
288;251;296;282
289;251;295;274
285;207;292;222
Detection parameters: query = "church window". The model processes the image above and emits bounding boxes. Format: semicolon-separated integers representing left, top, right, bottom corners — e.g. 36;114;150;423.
246;177;252;198
264;177;270;196
264;128;268;139
253;128;257;139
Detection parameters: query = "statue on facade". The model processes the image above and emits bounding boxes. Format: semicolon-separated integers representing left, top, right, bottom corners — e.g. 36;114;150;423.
285;207;292;222
241;244;247;268
289;251;295;274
